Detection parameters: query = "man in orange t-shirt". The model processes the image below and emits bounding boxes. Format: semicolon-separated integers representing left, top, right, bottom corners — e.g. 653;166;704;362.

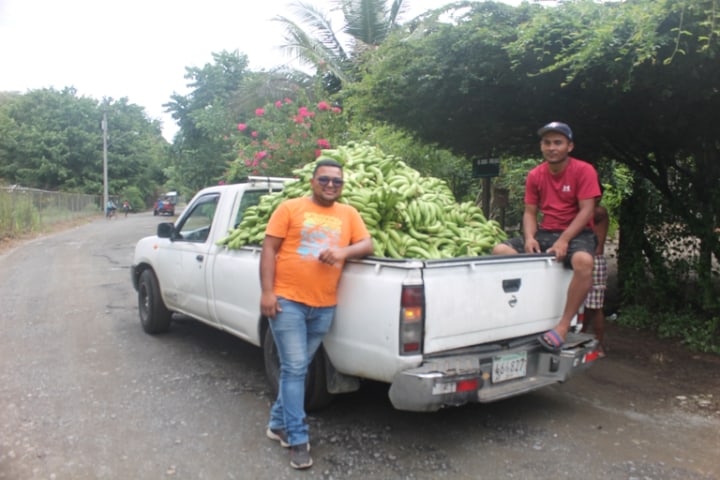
260;159;373;470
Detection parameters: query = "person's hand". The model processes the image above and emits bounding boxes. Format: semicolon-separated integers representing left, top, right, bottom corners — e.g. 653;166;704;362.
260;291;281;319
547;238;569;260
524;238;541;253
318;247;345;266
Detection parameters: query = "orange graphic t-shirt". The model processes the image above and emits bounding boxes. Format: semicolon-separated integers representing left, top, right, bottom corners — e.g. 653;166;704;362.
265;197;370;307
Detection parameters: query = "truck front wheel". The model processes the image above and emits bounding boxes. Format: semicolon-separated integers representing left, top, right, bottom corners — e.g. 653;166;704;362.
263;326;334;411
138;269;172;334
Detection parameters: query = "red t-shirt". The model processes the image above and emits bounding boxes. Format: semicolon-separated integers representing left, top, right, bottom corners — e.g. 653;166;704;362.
265;197;370;307
525;157;601;231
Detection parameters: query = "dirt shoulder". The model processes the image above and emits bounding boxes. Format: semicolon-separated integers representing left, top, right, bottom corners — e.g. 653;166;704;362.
602;320;720;418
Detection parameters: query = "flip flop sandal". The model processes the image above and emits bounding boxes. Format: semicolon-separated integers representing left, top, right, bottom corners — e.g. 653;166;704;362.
538;329;564;353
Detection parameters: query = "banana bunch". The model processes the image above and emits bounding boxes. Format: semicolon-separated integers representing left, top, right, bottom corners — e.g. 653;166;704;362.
217;142;507;258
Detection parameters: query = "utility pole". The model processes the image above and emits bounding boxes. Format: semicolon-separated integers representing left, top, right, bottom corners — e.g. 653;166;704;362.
102;112;108;213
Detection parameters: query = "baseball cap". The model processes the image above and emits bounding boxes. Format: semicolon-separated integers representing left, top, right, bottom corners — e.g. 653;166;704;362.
537;122;573;141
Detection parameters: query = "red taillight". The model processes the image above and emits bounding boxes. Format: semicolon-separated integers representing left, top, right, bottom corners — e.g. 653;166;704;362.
401;285;423;308
584;350;601;363
400;285;424;355
456;379;479;393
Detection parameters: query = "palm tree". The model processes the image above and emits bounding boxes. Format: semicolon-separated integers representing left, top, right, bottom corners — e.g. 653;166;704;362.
274;0;406;85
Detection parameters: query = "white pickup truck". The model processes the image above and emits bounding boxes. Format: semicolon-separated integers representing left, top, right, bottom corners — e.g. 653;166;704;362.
131;177;602;412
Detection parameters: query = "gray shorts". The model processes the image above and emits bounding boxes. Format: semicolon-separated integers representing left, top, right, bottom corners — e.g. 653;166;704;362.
501;229;597;268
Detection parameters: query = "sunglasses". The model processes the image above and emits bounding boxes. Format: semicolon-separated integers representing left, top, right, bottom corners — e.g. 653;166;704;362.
316;176;344;187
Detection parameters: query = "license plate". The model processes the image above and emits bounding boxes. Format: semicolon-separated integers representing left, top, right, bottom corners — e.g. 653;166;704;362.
492;351;527;383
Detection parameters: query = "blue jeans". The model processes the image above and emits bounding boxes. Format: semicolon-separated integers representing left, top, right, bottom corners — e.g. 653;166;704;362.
268;297;335;446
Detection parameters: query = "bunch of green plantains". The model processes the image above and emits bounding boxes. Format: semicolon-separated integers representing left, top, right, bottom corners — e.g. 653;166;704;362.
217;142;506;259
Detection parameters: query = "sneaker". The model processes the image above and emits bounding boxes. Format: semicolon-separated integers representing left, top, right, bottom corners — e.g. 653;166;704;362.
266;427;290;448
289;443;312;470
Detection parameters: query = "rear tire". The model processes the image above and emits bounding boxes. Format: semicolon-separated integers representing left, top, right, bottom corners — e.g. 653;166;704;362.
263;325;334;411
138;269;172;334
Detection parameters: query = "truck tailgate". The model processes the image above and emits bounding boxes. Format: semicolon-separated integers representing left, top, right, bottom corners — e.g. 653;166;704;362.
422;254;572;354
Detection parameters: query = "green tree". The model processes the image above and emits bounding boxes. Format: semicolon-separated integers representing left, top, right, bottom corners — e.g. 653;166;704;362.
274;0;406;87
0;88;167;205
348;0;720;345
347;1;536;158
164;50;251;195
507;0;720;313
102;98;169;207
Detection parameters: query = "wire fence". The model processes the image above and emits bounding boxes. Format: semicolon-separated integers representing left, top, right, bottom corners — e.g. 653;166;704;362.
0;185;109;239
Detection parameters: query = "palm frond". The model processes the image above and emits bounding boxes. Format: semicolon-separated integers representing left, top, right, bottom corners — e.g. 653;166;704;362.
274;13;352;83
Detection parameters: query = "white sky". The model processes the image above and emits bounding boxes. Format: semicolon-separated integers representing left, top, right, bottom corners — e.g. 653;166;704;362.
0;0;520;141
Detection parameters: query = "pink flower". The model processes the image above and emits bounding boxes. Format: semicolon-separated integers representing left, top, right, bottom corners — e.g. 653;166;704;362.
331;107;342;114
315;149;322;158
275;100;283;108
284;98;293;104
293;115;304;124
317;101;330;111
251;131;258;138
237;123;247;131
255;151;268;161
317;138;330;149
255;108;265;116
244;159;251;167
218;180;225;185
298;106;310;117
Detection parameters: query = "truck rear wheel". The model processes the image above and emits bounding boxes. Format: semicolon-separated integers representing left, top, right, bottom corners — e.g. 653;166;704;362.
263;326;334;411
138;269;172;334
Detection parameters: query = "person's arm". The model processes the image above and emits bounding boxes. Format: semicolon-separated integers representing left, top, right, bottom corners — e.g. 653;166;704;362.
318;236;374;265
259;235;283;318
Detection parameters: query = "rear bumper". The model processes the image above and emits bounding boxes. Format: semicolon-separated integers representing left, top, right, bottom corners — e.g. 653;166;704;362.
388;332;600;412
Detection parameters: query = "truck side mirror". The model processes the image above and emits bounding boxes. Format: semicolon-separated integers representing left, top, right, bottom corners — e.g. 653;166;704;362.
157;222;175;239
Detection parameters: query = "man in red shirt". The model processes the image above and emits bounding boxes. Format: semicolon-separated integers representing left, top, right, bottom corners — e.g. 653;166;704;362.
493;122;601;352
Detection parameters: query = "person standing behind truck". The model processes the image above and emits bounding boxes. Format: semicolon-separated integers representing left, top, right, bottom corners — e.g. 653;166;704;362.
583;199;609;357
492;122;601;353
259;159;374;470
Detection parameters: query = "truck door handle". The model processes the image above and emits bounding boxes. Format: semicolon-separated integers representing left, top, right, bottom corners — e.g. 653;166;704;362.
502;278;521;293
196;255;204;262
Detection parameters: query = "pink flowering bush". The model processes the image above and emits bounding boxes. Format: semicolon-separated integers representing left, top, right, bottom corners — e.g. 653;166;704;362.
226;98;349;181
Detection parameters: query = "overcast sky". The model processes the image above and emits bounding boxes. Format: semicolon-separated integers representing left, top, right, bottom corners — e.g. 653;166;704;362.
0;0;525;141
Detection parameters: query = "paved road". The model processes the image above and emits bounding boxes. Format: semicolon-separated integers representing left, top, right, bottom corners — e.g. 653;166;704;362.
1;213;718;479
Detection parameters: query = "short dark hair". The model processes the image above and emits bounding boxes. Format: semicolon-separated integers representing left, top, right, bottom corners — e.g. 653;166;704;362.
313;159;343;176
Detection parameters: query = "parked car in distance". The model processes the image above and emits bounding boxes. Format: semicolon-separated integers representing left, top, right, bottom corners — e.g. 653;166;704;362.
153;197;175;216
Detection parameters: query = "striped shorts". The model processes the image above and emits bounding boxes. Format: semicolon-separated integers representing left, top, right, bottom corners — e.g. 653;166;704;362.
584;255;608;309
